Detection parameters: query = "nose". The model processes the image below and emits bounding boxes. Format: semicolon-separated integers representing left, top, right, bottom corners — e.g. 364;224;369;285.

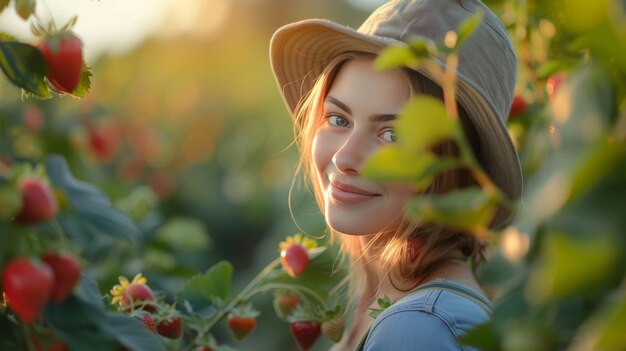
332;128;369;175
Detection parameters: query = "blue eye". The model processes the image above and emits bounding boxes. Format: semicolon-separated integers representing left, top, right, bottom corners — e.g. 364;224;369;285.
327;114;349;127
381;129;397;143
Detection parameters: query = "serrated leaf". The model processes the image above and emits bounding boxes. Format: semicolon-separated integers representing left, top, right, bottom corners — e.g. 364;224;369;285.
45;155;140;239
526;233;619;302
14;0;35;20
406;187;496;231
0;41;52;98
176;261;233;310
69;62;92;98
456;9;484;48
397;96;459;152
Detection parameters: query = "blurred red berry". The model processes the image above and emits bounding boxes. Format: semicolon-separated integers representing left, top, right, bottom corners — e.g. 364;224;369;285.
15;177;59;225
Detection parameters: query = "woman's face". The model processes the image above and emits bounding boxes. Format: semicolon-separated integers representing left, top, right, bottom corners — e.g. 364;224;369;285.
312;57;415;236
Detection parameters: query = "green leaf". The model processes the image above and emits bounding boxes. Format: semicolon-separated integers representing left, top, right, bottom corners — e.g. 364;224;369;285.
569;139;625;200
456;9;484;48
397;96;459;152
406;187;496;231
526;232;619;302
176;261;233;310
0;314;22;351
0;0;11;14
376;45;419;70
458;322;499;351
591;293;626;350
103;313;167;351
45;155;141;240
155;217;210;251
361;146;438;190
14;0;35;20
69;62;92;98
0;32;16;41
0;40;52;98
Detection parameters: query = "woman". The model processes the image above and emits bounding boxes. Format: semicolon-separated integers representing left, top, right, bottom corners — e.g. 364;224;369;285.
270;0;522;349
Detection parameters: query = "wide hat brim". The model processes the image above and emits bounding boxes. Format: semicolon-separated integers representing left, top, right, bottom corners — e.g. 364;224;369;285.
270;19;523;228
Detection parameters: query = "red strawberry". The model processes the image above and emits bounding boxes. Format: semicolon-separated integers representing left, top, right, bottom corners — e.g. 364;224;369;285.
546;73;567;102
509;95;528;117
42;252;81;303
121;283;156;312
37;32;83;93
15;177;59;225
88;124;119;163
273;293;300;318
156;316;182;339
227;314;257;341
290;321;321;351
47;340;68;351
2;258;54;325
23;105;44;133
195;347;213;351
141;313;157;333
280;243;309;277
321;317;345;342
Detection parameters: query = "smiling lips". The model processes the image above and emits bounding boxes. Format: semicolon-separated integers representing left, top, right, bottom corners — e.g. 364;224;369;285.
329;182;380;204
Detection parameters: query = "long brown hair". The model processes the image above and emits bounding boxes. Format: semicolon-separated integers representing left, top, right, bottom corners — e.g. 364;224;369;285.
291;51;486;295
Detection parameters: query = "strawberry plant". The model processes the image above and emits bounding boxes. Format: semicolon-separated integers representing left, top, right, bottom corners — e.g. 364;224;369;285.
41;252;81;304
2;257;54;325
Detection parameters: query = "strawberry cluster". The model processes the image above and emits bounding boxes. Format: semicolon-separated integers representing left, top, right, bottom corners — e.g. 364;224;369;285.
2;253;81;325
110;274;183;340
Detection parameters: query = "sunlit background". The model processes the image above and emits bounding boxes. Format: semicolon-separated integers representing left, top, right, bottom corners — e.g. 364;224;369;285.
0;1;386;349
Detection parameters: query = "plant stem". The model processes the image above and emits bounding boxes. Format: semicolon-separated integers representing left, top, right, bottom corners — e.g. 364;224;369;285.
202;258;280;331
245;282;327;308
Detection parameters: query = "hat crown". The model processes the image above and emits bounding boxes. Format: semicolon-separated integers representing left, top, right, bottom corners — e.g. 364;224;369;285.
358;0;517;126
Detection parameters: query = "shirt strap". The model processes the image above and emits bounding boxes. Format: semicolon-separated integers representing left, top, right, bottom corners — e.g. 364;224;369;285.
355;279;491;351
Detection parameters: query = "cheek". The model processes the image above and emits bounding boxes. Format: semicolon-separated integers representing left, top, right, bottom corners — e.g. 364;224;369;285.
311;132;333;183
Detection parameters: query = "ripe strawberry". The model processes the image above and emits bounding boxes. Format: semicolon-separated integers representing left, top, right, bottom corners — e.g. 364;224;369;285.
195;347;213;351
37;32;83;94
509;95;528;117
47;340;68;351
15;177;59;225
156;316;182;339
141;313;157;333
42;252;81;303
321;317;345;342
121;283;156;312
88;124;119;163
290;321;321;351
273;293;300;318
280;243;309;277
23;105;44;133
2;258;54;325
227;314;257;341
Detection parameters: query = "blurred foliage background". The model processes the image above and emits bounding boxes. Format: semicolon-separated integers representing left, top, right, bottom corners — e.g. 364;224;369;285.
2;0;626;350
1;1;379;349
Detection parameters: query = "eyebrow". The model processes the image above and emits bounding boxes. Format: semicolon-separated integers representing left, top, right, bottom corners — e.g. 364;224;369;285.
325;95;398;122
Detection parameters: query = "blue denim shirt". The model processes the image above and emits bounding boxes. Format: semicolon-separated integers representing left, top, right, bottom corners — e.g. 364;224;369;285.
362;279;491;351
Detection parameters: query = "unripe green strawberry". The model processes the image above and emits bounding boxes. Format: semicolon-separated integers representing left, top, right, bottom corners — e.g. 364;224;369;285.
321;317;345;342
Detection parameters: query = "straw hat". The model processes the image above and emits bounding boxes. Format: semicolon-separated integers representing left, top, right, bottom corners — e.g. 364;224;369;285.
270;0;522;227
